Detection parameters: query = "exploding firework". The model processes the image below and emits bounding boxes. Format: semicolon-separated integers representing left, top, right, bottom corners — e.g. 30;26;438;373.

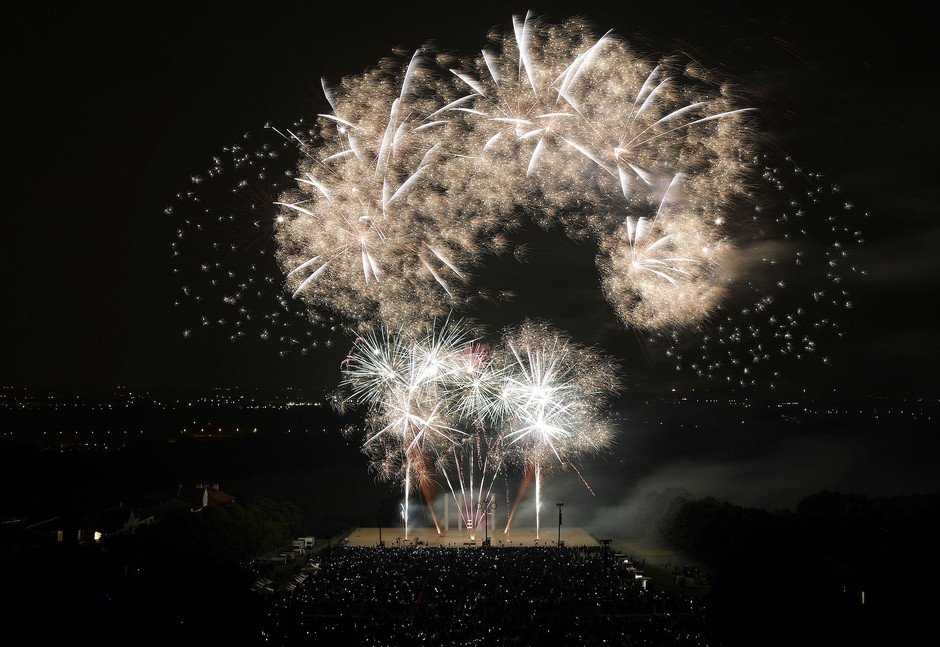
597;173;735;330
337;318;482;537
337;317;620;540
270;12;756;335
170;13;868;537
450;14;754;223
174;13;856;393
495;319;620;538
273;52;508;330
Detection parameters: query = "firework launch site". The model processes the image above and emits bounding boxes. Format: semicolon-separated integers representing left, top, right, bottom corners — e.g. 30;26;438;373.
6;0;940;644
346;525;598;548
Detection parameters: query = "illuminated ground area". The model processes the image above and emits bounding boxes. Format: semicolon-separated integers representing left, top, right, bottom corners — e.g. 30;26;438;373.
346;526;599;547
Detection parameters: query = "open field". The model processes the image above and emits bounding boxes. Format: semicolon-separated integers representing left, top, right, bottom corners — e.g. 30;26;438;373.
346;526;599;547
341;528;710;597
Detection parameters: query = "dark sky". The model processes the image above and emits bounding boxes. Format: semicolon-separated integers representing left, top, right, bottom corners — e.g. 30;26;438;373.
4;1;938;397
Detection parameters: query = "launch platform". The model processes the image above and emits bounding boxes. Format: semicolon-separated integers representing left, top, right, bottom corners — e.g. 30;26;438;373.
345;526;599;547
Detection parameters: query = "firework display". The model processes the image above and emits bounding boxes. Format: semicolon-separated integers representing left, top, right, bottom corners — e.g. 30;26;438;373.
336;318;620;539
274;12;755;332
169;13;866;535
494;320;620;536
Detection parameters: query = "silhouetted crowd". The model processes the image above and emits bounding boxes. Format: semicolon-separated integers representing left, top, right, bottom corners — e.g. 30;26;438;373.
259;545;710;645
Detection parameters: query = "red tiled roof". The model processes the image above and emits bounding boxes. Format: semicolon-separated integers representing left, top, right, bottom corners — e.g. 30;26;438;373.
206;488;235;505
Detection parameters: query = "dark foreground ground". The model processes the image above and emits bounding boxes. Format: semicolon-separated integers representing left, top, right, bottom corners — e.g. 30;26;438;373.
2;397;937;645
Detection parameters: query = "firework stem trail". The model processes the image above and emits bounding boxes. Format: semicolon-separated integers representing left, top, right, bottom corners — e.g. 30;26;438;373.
535;461;541;540
504;467;533;534
404;460;410;540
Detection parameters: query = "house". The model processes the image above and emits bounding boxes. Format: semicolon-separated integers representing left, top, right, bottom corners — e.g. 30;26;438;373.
80;502;153;542
3;482;235;550
150;483;236;513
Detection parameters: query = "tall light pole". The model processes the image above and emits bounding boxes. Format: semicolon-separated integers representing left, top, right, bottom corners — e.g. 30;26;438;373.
556;502;565;547
377;504;384;547
478;496;497;545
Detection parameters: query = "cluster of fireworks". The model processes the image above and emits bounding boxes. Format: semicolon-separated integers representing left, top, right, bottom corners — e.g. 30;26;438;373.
274;12;756;332
168;13;866;537
336;317;619;539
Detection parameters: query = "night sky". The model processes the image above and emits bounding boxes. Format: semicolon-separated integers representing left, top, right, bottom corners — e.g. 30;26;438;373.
4;1;938;398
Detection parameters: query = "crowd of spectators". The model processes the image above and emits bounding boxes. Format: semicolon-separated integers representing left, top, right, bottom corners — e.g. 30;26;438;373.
259;545;710;645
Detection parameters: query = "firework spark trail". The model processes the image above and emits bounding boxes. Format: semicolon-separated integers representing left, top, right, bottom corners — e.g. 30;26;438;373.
535;462;541;540
439;450;473;535
597;172;736;330
173;13;857;393
404;464;410;539
270;13;756;336
338;319;486;538
171;14;868;532
337;318;620;539
649;158;867;389
495;319;621;536
440;443;501;538
274;52;476;329
168;125;347;355
504;467;533;534
424;335;510;537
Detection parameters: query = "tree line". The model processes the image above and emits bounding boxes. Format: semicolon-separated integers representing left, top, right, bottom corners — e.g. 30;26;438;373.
649;489;940;646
